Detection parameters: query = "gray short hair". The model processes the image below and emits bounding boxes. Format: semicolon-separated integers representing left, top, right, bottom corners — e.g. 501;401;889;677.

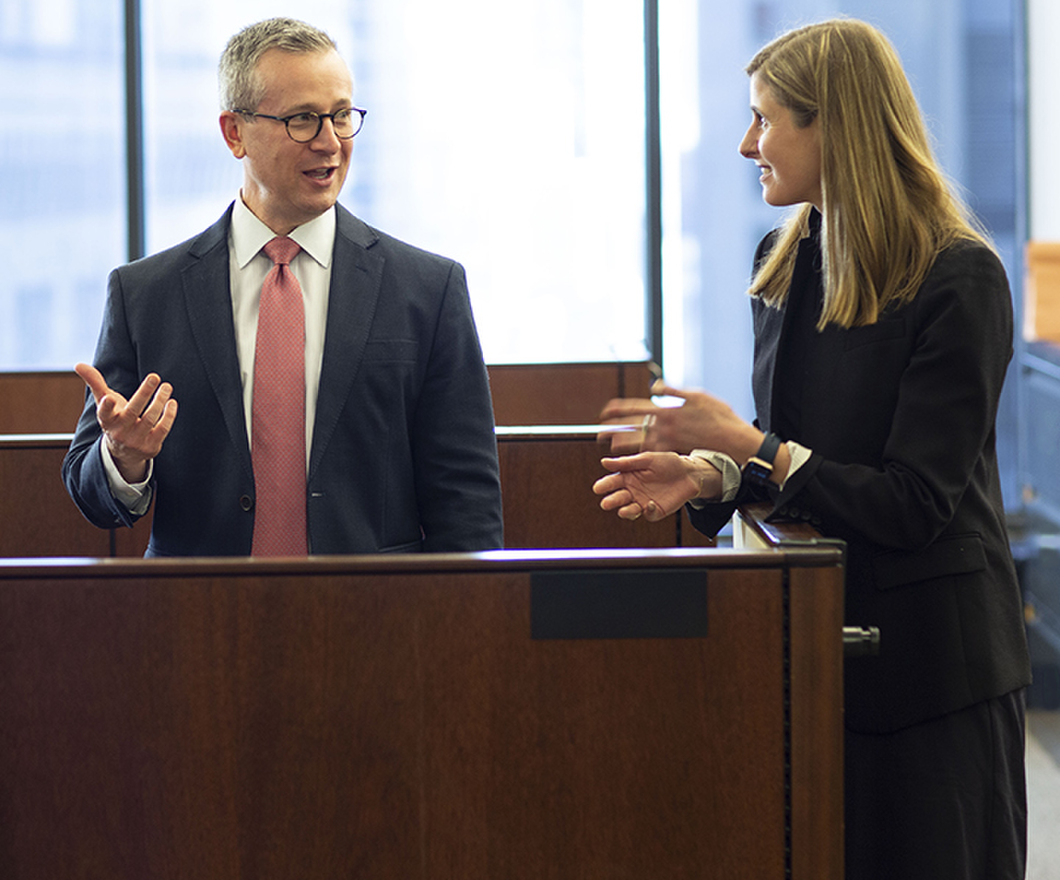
219;18;338;111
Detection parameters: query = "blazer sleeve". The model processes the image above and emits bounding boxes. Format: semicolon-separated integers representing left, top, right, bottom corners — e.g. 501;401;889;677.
62;267;152;530
410;261;504;551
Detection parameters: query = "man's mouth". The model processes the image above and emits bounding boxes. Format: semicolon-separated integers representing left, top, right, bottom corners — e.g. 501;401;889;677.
305;167;336;181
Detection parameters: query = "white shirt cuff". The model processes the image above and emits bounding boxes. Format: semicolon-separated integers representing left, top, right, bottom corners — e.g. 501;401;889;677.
689;449;741;504
690;440;813;504
100;438;154;515
783;441;812;489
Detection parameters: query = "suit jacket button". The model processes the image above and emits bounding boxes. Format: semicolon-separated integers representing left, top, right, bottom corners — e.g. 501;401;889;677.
240;495;254;512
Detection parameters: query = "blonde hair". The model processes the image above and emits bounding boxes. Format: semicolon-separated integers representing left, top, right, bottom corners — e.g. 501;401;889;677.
746;19;989;328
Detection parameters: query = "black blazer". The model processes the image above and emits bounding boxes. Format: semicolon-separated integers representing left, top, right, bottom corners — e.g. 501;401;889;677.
691;214;1030;733
63;204;504;556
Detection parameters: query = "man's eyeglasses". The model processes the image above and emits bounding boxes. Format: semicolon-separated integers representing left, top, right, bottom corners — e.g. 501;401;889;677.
235;107;367;143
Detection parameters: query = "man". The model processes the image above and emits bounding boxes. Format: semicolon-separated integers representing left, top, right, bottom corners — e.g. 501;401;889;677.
63;17;503;556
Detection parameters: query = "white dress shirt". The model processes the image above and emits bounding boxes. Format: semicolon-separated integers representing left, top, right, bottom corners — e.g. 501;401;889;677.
104;195;335;511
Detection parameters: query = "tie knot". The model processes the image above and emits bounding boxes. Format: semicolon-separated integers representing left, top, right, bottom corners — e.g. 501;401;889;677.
263;237;301;266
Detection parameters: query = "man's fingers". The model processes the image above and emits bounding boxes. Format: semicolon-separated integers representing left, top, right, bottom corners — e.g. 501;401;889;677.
127;373;163;417
74;362;110;404
83;367;177;460
141;381;175;425
154;399;179;436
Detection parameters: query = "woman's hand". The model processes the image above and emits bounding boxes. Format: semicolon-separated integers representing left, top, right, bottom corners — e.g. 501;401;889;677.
599;382;759;459
592;452;722;521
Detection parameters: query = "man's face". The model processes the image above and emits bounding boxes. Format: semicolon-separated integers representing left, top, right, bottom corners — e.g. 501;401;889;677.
221;48;354;235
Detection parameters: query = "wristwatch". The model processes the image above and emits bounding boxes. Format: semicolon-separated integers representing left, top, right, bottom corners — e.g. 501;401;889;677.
742;432;782;488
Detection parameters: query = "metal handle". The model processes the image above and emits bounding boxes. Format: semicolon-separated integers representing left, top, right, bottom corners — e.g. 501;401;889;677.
843;626;881;657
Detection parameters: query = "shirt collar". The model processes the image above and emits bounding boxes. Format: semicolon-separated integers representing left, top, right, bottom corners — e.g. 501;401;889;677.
230;195;336;270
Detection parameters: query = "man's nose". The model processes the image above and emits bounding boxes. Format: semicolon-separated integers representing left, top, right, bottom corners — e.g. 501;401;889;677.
311;118;342;148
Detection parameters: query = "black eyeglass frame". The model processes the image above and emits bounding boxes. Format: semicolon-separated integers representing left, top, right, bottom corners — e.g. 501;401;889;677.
234;107;367;142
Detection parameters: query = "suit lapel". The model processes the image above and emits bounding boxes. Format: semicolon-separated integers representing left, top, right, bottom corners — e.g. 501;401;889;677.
767;214;821;432
309;207;385;479
181;207;254;479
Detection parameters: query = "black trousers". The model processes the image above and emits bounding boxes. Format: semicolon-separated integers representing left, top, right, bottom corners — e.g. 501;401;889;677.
844;689;1027;880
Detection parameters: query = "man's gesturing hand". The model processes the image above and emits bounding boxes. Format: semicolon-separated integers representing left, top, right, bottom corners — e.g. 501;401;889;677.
75;363;178;484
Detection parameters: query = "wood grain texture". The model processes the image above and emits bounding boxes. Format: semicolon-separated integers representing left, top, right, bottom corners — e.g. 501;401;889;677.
0;362;654;435
2;428;711;558
488;362;654;425
0;438;111;557
0;371;85;434
0;552;844;879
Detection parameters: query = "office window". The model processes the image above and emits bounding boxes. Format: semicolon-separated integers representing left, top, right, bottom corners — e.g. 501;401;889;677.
0;0;1020;385
0;0;124;370
659;0;1020;426
143;0;648;365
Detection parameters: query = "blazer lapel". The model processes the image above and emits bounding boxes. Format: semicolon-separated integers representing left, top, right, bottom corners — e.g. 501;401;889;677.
181;207;254;479
766;213;821;432
309;207;385;480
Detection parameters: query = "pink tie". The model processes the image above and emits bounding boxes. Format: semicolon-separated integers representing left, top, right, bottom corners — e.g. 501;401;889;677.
251;237;308;556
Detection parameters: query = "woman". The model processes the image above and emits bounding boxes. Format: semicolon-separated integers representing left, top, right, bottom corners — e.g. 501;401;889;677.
594;19;1031;880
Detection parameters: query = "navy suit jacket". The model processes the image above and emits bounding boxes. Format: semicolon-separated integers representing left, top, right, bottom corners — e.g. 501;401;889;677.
690;213;1030;733
63;204;504;556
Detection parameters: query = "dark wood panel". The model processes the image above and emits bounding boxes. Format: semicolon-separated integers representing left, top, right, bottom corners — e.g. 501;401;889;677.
488;362;654;425
0;364;654;436
3;428;709;558
113;516;152;557
0;438;111;557
0;555;835;879
498;432;676;548
0;371;85;434
788;564;845;879
739;501;845;878
497;429;714;550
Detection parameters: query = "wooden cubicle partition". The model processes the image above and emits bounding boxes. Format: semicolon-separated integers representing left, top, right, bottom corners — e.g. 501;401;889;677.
0;433;114;557
0;544;844;880
0;371;86;435
0;363;654;435
497;426;714;549
488;361;654;425
0;362;664;555
1;426;710;557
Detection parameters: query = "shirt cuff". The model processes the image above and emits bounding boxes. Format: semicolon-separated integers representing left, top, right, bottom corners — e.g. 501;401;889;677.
689;449;742;504
100;438;154;515
690;440;813;504
782;441;812;490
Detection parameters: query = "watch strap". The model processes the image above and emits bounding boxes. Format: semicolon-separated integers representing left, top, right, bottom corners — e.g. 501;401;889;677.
742;432;782;487
753;432;782;467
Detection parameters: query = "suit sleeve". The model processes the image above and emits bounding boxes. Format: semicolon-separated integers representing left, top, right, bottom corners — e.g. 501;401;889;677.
62;267;152;529
410;262;504;551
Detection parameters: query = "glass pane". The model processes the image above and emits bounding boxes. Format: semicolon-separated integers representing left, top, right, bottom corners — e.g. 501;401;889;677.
143;0;648;365
0;0;124;370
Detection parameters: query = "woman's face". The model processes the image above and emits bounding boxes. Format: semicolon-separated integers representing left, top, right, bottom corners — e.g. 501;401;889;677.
739;73;822;211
